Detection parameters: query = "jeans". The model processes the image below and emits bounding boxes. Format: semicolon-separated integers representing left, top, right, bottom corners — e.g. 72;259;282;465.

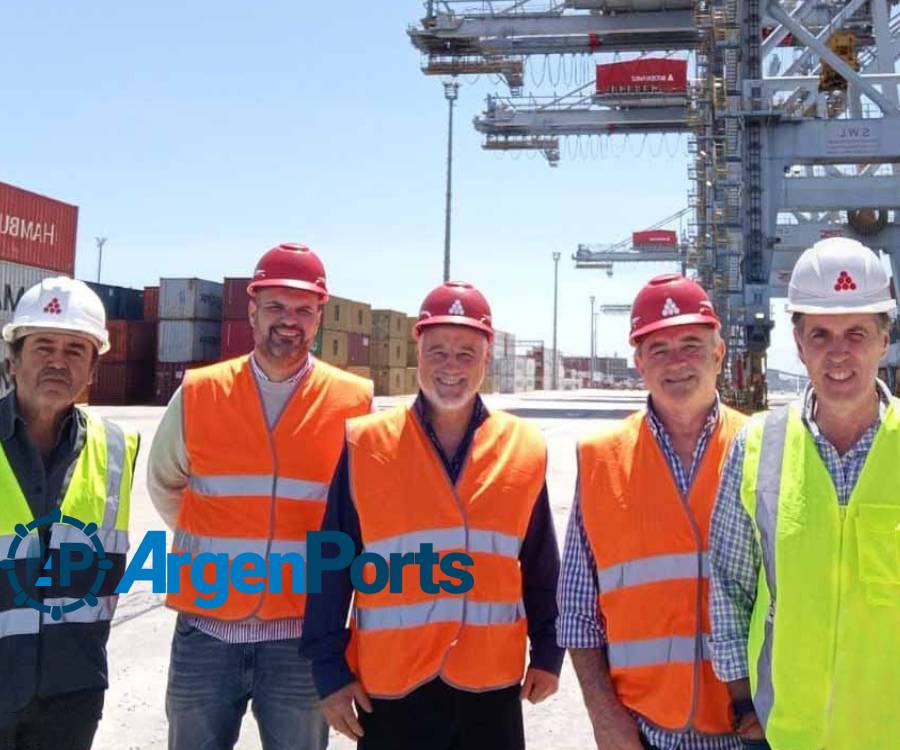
0;689;104;750
166;615;328;750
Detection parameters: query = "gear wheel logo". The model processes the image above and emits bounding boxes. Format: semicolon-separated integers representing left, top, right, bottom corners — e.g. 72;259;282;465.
448;299;465;316
661;297;681;317
42;297;63;315
0;509;112;621
834;270;857;292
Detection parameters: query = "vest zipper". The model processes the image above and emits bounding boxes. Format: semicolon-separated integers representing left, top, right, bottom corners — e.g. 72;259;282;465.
411;409;477;677
663;418;718;734
247;373;280;620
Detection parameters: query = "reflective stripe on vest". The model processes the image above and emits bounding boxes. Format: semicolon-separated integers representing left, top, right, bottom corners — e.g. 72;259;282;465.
173;529;307;559
597;551;710;593
363;527;521;560
0;413;135;638
170;357;372;621
749;407;789;731
356;598;526;631
189;474;329;502
347;405;545;698
741;400;900;749
608;634;712;669
578;407;744;734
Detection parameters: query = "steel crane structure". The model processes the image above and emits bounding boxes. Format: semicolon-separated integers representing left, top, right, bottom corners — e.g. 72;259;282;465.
408;0;900;410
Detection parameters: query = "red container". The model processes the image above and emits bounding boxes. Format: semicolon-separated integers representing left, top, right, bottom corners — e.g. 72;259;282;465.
596;59;688;95
632;230;678;248
105;320;157;363
224;277;251;320
347;333;370;367
143;286;159;321
0;182;78;274
221;319;255;359
154;361;214;405
90;362;154;405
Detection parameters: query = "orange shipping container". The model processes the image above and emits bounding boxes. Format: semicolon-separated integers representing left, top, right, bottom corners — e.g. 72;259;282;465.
105;321;157;363
90;362;154;405
143;286;159;322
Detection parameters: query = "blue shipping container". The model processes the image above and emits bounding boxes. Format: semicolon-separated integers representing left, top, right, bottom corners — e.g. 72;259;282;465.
84;281;145;321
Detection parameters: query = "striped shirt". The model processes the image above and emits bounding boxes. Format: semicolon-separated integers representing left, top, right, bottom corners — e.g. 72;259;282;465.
185;353;314;644
708;381;891;682
558;396;740;750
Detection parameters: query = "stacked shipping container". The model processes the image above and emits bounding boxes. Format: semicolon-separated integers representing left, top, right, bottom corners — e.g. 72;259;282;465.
0;182;78;398
370;309;407;396
220;278;254;360
491;330;516;394
321;296;372;373
155;278;223;404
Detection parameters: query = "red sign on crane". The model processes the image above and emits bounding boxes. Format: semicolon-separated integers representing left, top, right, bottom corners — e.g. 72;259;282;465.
596;59;688;96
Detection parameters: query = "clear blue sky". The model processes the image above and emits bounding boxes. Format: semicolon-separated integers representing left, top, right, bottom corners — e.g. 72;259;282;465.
3;0;801;370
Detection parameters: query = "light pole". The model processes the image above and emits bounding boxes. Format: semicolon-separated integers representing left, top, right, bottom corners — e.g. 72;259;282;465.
552;252;561;390
95;237;107;283
442;79;459;283
589;295;596;388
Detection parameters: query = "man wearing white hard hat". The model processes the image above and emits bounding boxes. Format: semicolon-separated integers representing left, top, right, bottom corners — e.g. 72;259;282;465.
0;277;139;749
708;237;899;749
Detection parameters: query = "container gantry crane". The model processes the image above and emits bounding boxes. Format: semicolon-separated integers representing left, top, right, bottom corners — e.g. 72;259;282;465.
408;0;900;410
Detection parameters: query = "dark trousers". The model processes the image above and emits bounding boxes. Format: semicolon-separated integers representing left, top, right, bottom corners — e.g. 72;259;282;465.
0;689;104;750
358;678;525;750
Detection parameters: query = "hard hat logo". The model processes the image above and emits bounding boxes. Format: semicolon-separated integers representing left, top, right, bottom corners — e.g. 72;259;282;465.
448;300;465;316
42;298;63;315
661;298;681;317
834;271;857;292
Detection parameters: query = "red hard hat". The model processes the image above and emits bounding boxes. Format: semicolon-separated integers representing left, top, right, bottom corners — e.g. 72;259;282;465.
247;243;328;301
629;273;720;345
414;281;494;342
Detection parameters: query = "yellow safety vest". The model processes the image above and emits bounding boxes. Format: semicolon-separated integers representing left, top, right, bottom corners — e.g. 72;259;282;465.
741;400;900;749
0;410;137;638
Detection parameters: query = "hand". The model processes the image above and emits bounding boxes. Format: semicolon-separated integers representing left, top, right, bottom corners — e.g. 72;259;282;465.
588;709;645;750
320;681;373;740
734;710;765;740
520;667;559;704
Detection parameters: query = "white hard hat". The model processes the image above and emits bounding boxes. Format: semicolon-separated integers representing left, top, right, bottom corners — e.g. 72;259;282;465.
1;277;110;354
786;237;896;315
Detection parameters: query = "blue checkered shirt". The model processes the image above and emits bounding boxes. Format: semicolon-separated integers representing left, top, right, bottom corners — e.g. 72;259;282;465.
558;396;741;750
708;381;891;682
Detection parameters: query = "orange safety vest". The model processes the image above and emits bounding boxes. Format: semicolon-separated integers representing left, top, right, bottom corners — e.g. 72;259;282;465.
167;356;372;621
346;404;546;699
578;405;745;735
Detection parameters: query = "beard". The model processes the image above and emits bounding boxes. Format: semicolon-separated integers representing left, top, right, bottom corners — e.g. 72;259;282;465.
262;325;310;363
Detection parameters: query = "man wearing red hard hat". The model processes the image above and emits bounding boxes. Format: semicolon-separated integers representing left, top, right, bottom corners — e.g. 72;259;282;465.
559;274;745;750
148;244;373;750
301;282;563;749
